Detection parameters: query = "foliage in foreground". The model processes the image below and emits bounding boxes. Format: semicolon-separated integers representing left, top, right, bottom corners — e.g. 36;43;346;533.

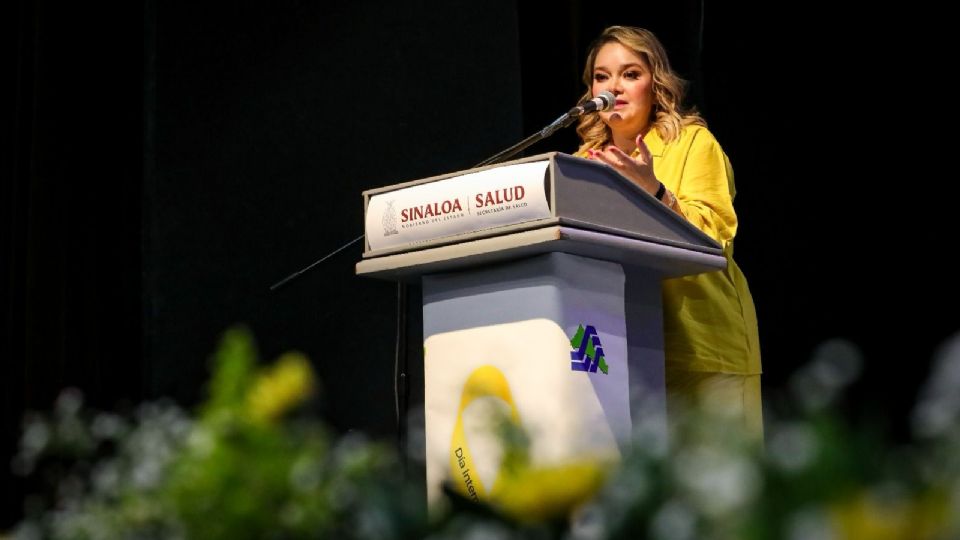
7;329;960;539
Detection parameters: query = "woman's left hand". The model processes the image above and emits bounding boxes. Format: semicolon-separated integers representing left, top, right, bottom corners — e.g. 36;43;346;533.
587;133;659;193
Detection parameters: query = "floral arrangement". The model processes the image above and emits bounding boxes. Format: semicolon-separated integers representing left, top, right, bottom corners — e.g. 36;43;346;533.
6;329;960;539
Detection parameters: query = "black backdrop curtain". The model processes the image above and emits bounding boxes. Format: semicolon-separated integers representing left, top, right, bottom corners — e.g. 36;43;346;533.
3;0;144;523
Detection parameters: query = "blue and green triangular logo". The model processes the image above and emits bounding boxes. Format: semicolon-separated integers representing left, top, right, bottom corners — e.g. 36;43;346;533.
569;324;608;374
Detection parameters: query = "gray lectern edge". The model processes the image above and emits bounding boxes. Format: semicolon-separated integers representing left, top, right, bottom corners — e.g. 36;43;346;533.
355;152;726;281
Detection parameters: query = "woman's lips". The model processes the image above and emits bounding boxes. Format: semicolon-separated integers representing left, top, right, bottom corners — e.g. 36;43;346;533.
614;100;628;109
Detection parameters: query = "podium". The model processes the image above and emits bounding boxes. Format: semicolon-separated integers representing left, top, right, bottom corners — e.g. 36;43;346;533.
356;152;724;505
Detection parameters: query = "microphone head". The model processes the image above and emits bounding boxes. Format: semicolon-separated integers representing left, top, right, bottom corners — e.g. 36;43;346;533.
596;90;615;111
568;91;617;117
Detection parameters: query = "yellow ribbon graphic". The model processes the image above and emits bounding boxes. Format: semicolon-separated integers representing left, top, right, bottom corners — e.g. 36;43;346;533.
449;365;520;502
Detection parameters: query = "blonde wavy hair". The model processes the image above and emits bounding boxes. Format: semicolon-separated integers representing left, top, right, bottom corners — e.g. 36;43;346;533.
576;26;705;152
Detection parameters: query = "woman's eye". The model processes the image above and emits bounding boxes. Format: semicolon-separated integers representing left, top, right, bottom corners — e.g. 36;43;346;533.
624;71;641;80
593;73;608;82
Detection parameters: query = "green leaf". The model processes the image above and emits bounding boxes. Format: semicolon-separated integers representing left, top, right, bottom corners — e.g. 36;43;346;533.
202;326;257;420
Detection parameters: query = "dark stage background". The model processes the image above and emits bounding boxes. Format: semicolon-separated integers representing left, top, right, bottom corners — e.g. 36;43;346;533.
4;0;953;526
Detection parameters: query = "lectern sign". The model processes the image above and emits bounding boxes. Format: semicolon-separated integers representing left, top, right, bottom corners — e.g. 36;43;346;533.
365;160;551;251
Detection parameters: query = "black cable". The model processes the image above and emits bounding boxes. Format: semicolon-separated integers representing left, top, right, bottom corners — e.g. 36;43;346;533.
394;282;408;474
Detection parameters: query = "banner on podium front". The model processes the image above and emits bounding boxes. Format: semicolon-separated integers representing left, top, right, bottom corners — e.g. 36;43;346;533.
365;160;551;251
423;318;628;507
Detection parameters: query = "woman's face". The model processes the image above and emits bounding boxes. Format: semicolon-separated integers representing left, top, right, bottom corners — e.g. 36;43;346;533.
591;42;655;139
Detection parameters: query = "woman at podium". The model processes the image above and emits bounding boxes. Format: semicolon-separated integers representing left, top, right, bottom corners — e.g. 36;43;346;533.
577;26;763;440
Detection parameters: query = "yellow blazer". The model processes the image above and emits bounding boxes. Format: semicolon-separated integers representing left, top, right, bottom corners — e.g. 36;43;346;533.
580;125;761;375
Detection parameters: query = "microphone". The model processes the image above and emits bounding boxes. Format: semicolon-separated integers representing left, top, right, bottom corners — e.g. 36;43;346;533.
477;91;614;167
568;91;615;117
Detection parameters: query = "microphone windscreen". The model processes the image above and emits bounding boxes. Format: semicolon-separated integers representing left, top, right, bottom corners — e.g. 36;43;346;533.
597;90;615;111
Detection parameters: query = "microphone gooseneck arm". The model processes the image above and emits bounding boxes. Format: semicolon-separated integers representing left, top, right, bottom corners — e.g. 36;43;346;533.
270;92;615;291
269;233;364;291
472;112;575;168
473;91;614;168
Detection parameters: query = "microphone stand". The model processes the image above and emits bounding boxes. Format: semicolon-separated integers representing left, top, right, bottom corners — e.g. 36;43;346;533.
269;234;364;291
272;100;591;291
269;107;583;292
269;106;585;471
473;111;576;168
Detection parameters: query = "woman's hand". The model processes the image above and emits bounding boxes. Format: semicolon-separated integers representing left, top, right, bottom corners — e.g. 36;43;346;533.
587;133;660;194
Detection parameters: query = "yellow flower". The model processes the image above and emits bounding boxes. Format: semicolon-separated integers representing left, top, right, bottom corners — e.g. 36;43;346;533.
246;353;315;423
830;489;950;540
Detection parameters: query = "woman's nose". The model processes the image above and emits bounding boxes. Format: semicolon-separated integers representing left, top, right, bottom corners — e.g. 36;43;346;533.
608;76;623;94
